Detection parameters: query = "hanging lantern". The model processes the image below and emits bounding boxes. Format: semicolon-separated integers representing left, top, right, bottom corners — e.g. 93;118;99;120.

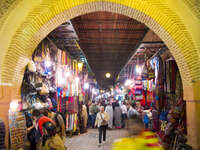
78;62;83;71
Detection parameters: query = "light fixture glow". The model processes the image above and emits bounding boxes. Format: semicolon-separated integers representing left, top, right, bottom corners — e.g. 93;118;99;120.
105;73;111;78
136;65;142;74
10;100;19;111
57;69;65;85
75;77;79;83
125;79;132;86
84;83;89;90
92;88;96;94
57;68;62;77
78;62;83;71
45;60;51;67
65;71;70;78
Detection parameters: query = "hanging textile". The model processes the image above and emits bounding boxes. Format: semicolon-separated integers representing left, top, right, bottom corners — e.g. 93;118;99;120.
166;62;170;93
175;71;183;99
61;51;65;65
171;61;177;93
148;69;155;80
65;54;68;65
66;96;78;113
73;114;77;132
66;113;78;132
57;49;62;65
66;114;69;130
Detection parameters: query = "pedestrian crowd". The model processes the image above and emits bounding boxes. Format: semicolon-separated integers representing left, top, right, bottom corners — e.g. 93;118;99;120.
24;98;163;150
86;98;140;147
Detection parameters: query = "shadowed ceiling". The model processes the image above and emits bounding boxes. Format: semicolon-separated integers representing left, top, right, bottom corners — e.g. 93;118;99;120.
49;12;148;89
71;12;148;88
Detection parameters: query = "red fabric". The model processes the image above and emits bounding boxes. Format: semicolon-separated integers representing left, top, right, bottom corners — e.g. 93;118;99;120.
81;89;85;96
145;135;157;139
141;91;146;107
38;116;55;135
146;143;161;147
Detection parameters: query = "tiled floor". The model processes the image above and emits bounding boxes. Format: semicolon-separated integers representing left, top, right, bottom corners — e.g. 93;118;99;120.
65;129;128;150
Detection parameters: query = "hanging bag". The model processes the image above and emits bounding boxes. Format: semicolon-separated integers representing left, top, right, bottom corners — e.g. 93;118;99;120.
100;113;108;126
28;60;36;72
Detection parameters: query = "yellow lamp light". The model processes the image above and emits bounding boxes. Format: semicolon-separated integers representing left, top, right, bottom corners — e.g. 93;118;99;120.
105;73;111;78
78;62;83;71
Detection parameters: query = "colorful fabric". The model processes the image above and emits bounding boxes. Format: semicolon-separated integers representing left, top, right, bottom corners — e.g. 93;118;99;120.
136;95;143;100
159;111;167;121
135;85;143;90
135;90;142;95
112;131;164;150
135;80;142;85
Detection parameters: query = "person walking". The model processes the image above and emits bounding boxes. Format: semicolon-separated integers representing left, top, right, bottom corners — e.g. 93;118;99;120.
114;103;122;129
121;102;128;128
90;101;100;128
105;102;113;129
95;106;109;147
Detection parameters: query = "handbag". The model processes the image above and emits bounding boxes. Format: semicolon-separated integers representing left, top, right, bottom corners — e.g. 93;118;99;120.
100;113;108;126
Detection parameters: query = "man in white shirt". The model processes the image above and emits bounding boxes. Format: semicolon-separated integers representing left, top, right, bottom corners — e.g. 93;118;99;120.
121;101;127;128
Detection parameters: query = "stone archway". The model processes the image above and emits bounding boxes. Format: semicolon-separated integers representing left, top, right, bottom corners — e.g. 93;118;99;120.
0;0;200;149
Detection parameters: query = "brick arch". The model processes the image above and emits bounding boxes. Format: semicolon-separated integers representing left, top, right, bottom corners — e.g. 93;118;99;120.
0;1;199;99
0;0;200;148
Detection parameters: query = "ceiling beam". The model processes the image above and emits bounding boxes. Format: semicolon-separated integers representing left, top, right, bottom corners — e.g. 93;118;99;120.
72;19;141;23
78;41;137;45
54;28;144;36
78;37;140;40
51;30;74;33
85;51;131;54
80;43;136;47
75;29;146;34
118;28;149;79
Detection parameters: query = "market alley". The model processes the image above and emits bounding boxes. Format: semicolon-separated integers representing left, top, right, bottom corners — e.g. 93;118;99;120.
65;129;128;150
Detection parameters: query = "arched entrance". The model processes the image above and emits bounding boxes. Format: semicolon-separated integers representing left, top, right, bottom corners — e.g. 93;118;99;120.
0;0;200;149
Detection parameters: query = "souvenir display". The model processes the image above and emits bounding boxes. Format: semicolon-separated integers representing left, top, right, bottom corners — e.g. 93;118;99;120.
8;111;27;150
134;77;143;101
115;47;186;149
19;37;93;148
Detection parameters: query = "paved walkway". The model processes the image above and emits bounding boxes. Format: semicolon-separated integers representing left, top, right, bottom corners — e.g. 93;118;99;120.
65;129;128;150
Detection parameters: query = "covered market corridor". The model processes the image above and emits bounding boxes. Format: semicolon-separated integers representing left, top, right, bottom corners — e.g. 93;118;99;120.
0;0;200;149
